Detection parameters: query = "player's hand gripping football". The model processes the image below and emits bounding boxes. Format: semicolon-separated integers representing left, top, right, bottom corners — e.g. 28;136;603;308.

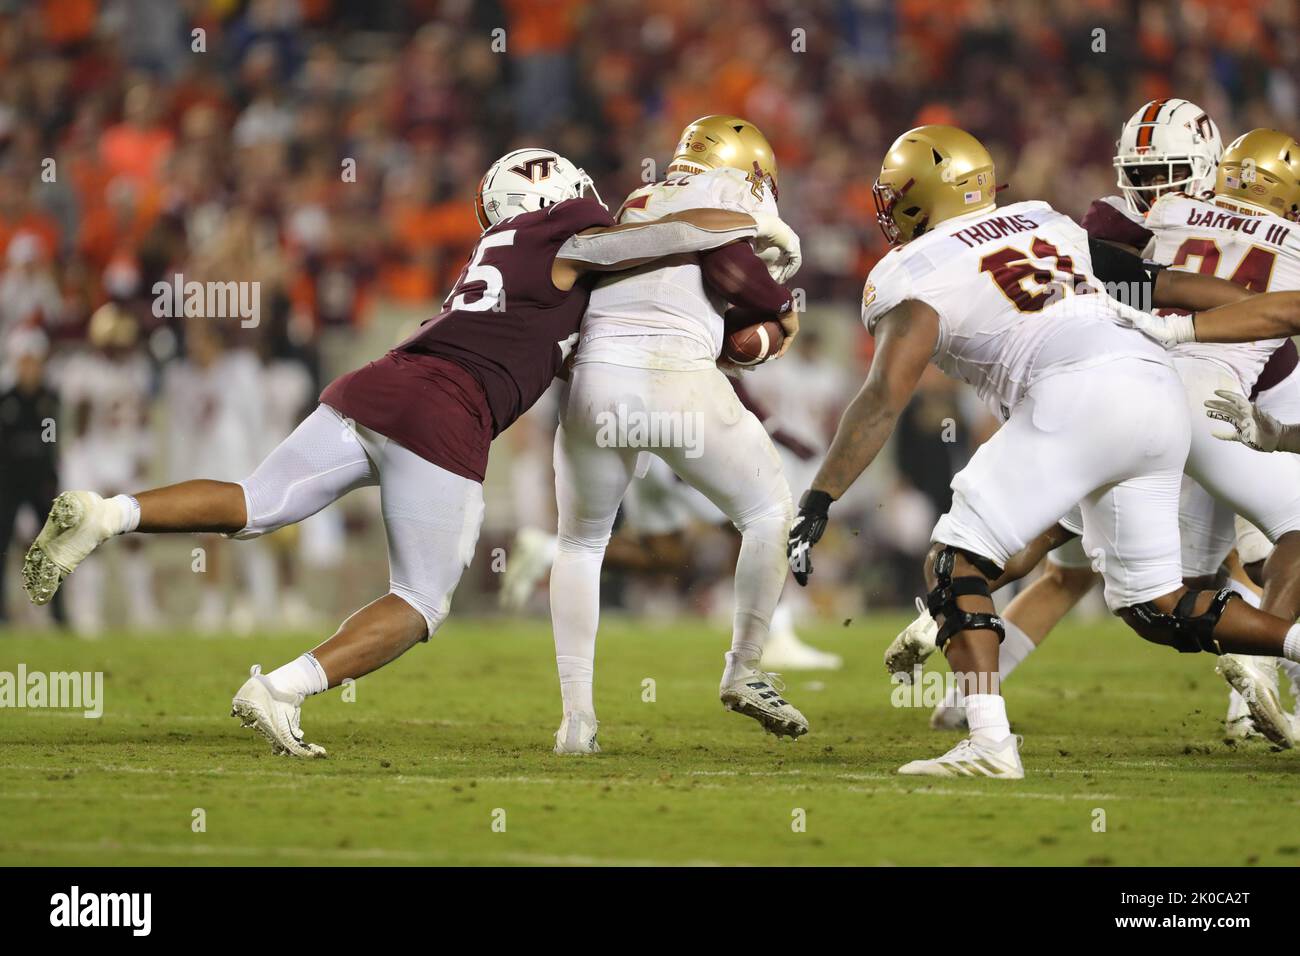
788;489;832;586
750;212;802;285
1205;388;1284;452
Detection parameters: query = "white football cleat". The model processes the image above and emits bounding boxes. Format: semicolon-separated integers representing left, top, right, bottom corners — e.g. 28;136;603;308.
499;528;557;612
885;598;938;682
898;733;1024;778
231;665;327;758
760;628;843;671
1217;655;1292;749
22;491;121;605
554;711;601;755
720;665;809;739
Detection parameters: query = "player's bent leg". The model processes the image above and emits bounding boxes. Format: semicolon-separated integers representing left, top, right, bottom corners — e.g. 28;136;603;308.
882;522;1080;688
233;424;483;758
1118;586;1297;748
654;369;806;738
898;546;1023;778
931;546;1097;731
904;360;1192;776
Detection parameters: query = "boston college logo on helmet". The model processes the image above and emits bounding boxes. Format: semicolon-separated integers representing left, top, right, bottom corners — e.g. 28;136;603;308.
508;156;558;183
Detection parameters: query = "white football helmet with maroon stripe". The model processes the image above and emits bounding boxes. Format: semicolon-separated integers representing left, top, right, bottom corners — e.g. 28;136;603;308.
1114;98;1223;215
474;148;603;229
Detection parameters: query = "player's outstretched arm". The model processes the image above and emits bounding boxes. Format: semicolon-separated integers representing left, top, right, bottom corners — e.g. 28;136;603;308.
1121;291;1300;348
787;300;938;584
552;209;798;287
1153;268;1252;311
1087;236;1250;312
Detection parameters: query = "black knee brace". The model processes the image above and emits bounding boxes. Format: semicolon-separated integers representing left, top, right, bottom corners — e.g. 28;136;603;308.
926;546;1007;649
1127;587;1238;654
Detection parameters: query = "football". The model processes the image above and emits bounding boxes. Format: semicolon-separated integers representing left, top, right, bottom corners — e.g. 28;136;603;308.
723;314;785;365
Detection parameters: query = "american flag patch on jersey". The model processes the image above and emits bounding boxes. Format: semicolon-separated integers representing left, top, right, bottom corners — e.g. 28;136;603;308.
964;190;982;204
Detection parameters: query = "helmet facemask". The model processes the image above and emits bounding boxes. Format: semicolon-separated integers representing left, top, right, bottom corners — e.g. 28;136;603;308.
872;177;924;247
1115;154;1211;214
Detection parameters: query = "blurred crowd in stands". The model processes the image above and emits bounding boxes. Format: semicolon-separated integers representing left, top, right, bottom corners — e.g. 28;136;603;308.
1;0;1295;632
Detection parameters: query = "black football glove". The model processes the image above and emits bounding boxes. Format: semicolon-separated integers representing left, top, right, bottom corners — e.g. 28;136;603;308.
788;489;833;586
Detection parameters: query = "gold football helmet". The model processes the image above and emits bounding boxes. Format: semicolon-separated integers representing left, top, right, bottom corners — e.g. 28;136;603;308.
668;115;778;199
88;302;139;350
1216;129;1300;221
872;125;997;246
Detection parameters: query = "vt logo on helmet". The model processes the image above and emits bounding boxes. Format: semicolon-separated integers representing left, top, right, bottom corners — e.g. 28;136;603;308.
1113;98;1222;214
1216;129;1300;222
474;148;604;229
872;125;997;247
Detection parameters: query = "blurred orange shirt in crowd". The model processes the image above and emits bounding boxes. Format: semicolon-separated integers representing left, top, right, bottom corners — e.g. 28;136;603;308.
39;0;95;47
503;0;585;55
77;194;160;271
99;124;175;185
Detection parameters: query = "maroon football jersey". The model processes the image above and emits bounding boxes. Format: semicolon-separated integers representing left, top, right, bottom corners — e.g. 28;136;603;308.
398;196;613;432
320;196;612;481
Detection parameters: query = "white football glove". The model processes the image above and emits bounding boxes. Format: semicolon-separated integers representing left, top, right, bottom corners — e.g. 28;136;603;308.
1110;302;1196;349
1204;389;1283;452
750;212;802;285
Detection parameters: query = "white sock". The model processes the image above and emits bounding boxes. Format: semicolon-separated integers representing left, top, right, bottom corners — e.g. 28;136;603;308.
266;653;329;698
964;693;1011;740
108;494;140;534
998;619;1037;682
722;647;765;686
728;514;788;672
1284;625;1300;665
556;656;594;713
550;543;602;715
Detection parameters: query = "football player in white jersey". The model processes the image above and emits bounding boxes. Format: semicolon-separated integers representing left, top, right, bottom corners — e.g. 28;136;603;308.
549;115;808;753
57;304;160;634
893;114;1300;746
786;125;1300;778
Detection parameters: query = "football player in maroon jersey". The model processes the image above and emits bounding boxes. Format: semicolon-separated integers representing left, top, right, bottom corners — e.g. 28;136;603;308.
22;147;802;757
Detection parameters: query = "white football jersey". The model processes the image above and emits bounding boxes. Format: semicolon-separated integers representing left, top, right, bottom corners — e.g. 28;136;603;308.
58;351;151;445
861;200;1166;415
576;167;778;370
1147;192;1300;389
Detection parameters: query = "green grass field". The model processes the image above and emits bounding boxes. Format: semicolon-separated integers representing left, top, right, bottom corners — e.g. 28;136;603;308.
1;613;1298;866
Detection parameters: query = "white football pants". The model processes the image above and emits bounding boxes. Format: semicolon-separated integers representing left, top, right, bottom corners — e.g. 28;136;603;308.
933;356;1190;611
551;361;794;690
236;404;484;636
